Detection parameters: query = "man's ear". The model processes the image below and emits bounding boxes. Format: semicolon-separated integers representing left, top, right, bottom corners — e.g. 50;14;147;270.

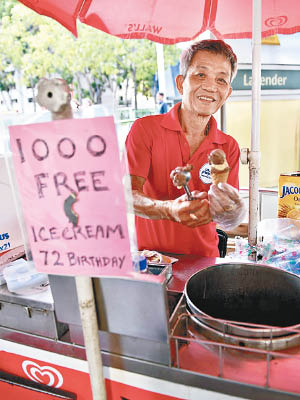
176;75;184;95
226;86;233;100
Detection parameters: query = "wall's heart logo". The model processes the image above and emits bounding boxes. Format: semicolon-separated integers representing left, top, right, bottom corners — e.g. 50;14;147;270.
22;360;63;388
265;15;288;27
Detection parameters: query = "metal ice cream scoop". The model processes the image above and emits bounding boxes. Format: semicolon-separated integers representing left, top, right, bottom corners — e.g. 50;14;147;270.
181;171;192;201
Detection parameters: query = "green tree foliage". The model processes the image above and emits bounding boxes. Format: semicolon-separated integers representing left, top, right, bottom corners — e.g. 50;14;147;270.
0;0;16;19
0;1;181;109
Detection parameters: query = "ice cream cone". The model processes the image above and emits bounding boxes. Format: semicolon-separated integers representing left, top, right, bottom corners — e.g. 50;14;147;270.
210;168;230;185
208;149;230;185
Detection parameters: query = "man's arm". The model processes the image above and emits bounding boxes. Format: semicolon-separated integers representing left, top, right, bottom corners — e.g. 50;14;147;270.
130;175;212;228
130;175;170;219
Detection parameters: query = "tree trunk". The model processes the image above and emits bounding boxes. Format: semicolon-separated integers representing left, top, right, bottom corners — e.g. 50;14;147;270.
125;78;129;107
7;90;13;110
132;67;138;110
0;91;11;111
96;86;102;104
85;73;96;103
29;76;36;112
15;69;24;113
112;78;118;101
75;73;82;105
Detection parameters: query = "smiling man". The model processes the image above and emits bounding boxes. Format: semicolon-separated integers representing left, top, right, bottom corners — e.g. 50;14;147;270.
125;40;246;257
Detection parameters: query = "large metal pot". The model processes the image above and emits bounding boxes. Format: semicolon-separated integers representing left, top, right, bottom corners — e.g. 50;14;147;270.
185;263;300;339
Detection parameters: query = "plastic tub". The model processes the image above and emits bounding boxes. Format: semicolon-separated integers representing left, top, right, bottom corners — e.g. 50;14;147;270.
3;259;49;295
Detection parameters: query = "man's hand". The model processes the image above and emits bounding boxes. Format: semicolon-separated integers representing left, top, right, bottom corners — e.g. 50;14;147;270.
167;191;212;227
208;183;246;230
130;175;211;227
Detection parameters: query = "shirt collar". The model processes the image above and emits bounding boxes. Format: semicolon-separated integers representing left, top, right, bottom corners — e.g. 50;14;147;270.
160;101;226;144
206;116;227;145
160;101;182;131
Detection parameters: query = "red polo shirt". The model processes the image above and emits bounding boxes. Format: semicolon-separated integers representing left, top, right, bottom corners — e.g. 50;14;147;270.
126;102;240;256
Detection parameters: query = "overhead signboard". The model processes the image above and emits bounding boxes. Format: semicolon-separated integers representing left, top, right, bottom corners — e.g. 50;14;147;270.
9;117;133;277
232;69;300;91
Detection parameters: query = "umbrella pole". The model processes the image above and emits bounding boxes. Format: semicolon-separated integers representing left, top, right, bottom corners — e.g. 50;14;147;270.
248;0;261;260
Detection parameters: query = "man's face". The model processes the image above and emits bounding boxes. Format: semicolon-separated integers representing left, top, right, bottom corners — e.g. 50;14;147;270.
176;50;233;117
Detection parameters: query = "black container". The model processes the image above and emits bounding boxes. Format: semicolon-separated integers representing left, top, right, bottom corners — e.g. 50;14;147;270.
185;263;300;339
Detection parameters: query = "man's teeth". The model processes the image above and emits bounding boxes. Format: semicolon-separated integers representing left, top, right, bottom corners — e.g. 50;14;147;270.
198;96;214;101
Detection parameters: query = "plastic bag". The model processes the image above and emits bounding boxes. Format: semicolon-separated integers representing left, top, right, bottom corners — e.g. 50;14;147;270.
208;183;247;230
258;218;300;242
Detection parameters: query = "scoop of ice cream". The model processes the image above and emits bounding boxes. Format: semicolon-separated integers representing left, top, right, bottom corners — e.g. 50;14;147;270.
208;149;226;165
170;164;193;188
208;149;230;184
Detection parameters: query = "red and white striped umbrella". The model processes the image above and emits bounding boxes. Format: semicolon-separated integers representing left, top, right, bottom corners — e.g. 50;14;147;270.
18;0;300;41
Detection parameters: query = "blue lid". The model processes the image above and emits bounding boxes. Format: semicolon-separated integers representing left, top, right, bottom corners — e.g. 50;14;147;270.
139;256;147;272
132;253;147;272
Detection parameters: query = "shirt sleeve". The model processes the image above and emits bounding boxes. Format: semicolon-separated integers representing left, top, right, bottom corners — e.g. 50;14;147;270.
125;118;152;179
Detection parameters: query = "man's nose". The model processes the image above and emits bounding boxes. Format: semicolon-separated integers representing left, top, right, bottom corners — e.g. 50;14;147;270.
202;76;217;91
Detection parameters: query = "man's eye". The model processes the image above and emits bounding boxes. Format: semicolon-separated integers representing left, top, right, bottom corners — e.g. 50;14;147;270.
197;73;205;77
218;78;228;84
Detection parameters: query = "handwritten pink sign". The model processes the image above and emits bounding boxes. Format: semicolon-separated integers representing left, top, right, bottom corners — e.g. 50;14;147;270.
9;117;133;276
